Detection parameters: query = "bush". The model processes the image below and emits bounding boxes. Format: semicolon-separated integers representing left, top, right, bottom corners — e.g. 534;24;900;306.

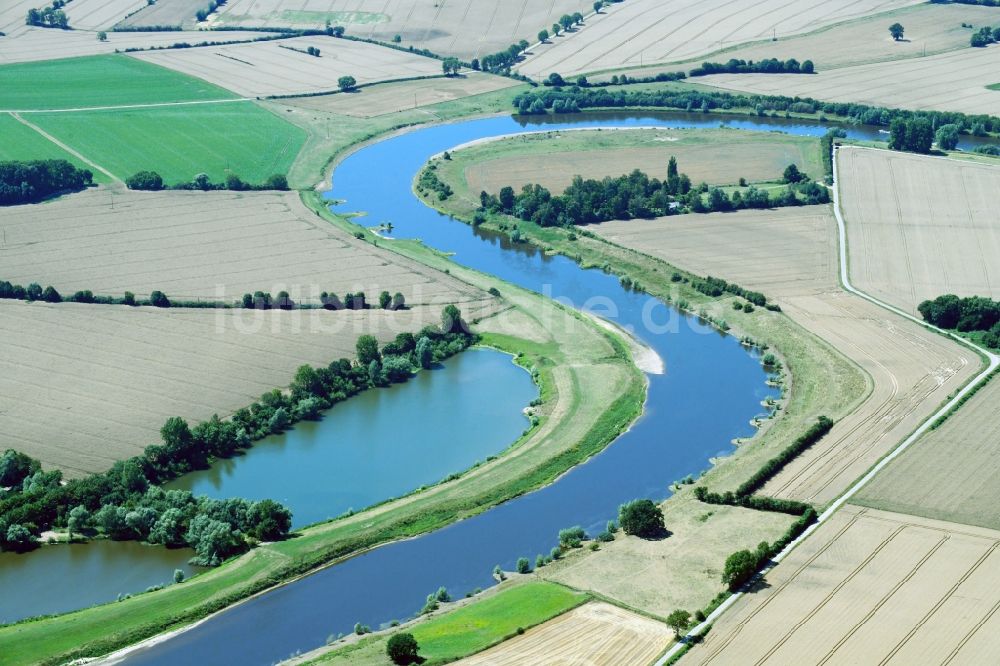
386;633;420;664
516;556;531;573
558;525;586;547
618;499;666;538
126;170;164;190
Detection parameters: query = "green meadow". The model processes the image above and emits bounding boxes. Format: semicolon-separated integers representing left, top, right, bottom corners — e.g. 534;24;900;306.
29;103;307;184
0;55;237;111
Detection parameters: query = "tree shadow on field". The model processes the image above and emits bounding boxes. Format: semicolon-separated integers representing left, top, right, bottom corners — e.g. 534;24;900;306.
744;576;772;595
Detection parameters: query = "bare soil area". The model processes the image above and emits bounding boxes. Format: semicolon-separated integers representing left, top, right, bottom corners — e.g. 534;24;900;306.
839;146;1000;314
131;36;443;97
457;601;673;666
684;505;1000;665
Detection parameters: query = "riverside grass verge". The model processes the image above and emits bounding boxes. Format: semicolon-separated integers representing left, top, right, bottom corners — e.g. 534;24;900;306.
297;580;588;665
0;193;645;666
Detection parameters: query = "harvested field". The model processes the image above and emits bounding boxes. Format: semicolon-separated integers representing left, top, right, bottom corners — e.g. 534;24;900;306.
541;492;795;619
0;188;491;309
839;147;1000;314
0;54;236;111
0;299;449;476
0;112;112;182
0;28;269;65
591;206;979;505
684;504;1000;666
457;601;673;666
601;2;1000;81
453;128;823;195
0;0;40;37
855;377;1000;530
516;0;918;79
698;45;1000;115
63;0;147;31
118;0;209;28
132;35;445;98
285;72;519;118
27;102;305;184
209;0;593;60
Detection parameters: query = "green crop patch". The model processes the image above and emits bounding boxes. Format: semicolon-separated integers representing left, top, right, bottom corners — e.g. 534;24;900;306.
0;113;111;183
29;103;306;185
0;55;238;111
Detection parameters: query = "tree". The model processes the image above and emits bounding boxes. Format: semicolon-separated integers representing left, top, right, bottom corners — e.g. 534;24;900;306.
442;57;461;76
801;59;814;74
559;14;573;30
379;290;392;309
782;163;803;183
173;569;186;584
264;174;288;190
551;22;561;36
97;31;107;41
356;334;381;366
618;498;666;538
935;123;960;150
126;170;164;190
149;508;186;546
558;525;585;548
149;290;170;307
516;557;531;573
572;12;584;25
441;304;464;333
5;524;38;552
666;609;691;638
722;548;763;591
538;28;549;43
386;633;420;665
247;499;292;540
338;75;357;92
593;0;603;12
391;292;405;310
889;23;904;41
415;336;433;369
41;285;61;303
67;505;92;539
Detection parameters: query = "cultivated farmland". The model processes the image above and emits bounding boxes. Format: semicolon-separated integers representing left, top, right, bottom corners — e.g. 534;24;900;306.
684;505;1000;665
0;0;41;37
457;601;673;666
0;54;236;110
285;72;519;118
855;377;1000;531
0;188;491;308
0;112;112;182
63;0;147;31
210;0;594;59
118;0;215;28
26;102;305;183
0;300;450;476
698;45;1000;115
839;147;1000;314
132;36;444;98
591;206;979;505
516;0;919;79
601;2;1000;81
456;128;823;201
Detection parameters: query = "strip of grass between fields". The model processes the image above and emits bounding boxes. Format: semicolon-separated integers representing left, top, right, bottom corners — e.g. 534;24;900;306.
0;194;645;666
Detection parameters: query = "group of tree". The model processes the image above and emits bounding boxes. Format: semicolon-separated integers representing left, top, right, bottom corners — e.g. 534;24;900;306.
1;160;94;205
195;0;226;22
918;294;1000;347
416;163;454;200
441;57;461;76
26;2;69;28
0;305;474;556
477;39;530;74
478;158;827;229
689;275;773;309
970;25;1000;47
508;87;1000;135
888;117;934;153
618;499;666;538
125;170;288;192
689;58;814;77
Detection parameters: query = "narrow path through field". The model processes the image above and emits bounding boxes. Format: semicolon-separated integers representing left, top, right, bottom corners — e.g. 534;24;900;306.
657;147;1000;665
10;112;120;182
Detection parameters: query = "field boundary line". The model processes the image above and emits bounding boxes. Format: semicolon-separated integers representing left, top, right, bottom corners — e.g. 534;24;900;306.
9;112;120;182
0;97;252;114
656;144;1000;666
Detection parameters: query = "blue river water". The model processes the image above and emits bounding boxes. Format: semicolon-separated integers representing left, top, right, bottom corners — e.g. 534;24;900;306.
123;110;882;664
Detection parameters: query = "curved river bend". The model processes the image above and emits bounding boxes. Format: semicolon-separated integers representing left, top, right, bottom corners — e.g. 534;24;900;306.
122;111;893;664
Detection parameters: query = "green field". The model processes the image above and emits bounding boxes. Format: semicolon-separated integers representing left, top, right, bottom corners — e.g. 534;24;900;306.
0;55;237;111
988;83;1000;91
306;582;587;665
29;103;307;184
0;113;111;183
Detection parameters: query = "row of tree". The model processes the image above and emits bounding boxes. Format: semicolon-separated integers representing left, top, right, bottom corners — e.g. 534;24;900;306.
1;160;94;205
689;58;814;77
477;158;827;228
0;306;475;558
509;87;1000;134
125;170;288;192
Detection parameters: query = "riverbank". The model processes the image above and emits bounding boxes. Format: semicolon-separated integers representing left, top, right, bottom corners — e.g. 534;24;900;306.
0;188;645;666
